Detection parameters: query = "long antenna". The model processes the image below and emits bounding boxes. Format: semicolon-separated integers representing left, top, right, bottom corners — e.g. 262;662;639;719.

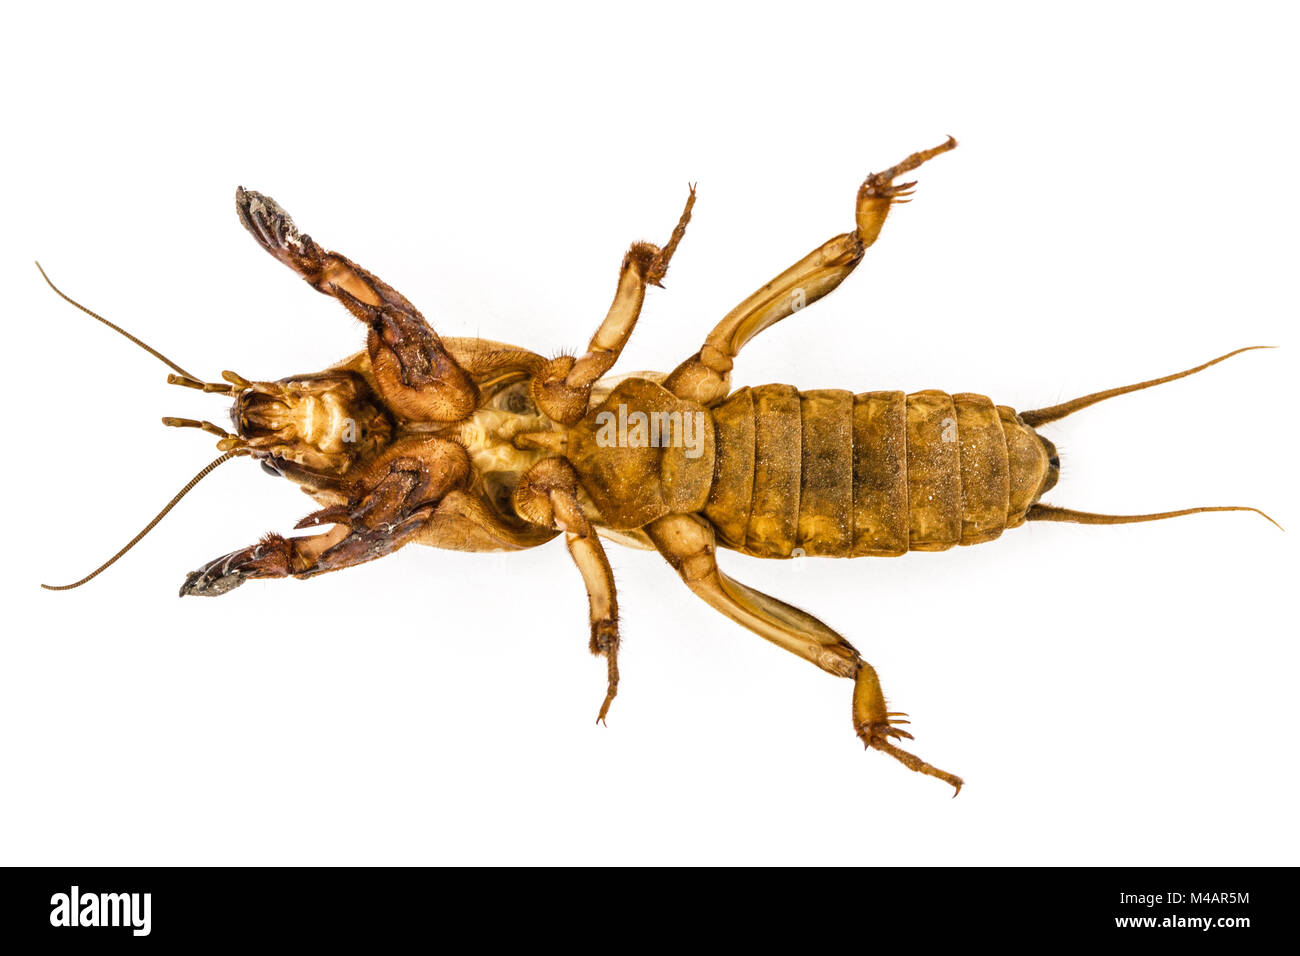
35;261;201;381
41;452;237;591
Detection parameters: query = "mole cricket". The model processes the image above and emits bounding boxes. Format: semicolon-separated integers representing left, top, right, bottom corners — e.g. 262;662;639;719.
40;137;1277;792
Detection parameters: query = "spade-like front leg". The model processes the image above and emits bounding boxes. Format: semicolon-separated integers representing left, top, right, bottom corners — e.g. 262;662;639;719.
531;187;696;424
646;512;962;793
666;138;956;406
180;438;469;596
514;457;622;723
236;188;479;421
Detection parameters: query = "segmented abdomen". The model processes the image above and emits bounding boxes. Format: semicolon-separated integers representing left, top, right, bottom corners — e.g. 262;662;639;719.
704;385;1050;558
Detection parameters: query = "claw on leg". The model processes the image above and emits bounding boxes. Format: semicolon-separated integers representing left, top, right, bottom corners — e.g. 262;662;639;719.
856;136;957;244
858;136;957;199
870;713;915;741
853;662;963;795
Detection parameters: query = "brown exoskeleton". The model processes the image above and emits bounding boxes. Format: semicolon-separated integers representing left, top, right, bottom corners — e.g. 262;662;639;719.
41;137;1277;793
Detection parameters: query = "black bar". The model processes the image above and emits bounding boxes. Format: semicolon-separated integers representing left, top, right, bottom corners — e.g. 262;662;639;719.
0;866;1288;945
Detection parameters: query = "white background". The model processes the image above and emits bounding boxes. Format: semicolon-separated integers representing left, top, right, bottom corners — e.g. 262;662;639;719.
2;2;1296;865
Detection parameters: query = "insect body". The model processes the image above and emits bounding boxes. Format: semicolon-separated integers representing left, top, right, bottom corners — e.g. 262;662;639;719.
42;138;1275;792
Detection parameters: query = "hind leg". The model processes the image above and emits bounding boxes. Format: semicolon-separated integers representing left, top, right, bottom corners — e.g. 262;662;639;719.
645;513;962;792
665;137;956;406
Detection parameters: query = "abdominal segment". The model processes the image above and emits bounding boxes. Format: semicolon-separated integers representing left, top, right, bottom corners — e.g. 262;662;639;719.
704;386;1051;558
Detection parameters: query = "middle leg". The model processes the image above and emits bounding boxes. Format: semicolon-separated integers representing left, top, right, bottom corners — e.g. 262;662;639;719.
531;186;696;424
514;457;622;723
